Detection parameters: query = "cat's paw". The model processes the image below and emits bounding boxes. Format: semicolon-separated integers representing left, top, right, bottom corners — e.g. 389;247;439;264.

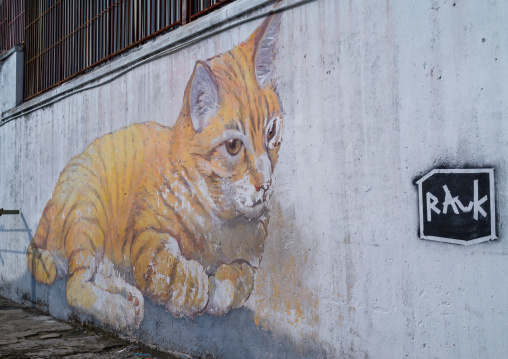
206;274;236;315
126;288;145;328
164;259;208;317
92;263;145;329
206;263;255;315
88;284;144;331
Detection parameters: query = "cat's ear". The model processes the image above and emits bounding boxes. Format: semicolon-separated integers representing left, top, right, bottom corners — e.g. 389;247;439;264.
189;61;219;133
253;13;282;87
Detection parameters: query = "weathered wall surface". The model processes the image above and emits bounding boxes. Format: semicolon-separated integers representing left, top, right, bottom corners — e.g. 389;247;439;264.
0;46;23;114
1;0;508;357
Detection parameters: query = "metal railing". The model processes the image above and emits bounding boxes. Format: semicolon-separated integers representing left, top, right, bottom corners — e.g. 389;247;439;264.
23;0;234;100
0;0;24;55
190;0;231;21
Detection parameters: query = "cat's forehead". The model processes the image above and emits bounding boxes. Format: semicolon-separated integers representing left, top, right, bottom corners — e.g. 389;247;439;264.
216;78;281;116
220;100;280;131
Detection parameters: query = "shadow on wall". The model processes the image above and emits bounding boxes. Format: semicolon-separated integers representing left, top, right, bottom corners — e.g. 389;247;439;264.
0;212;37;306
139;297;327;359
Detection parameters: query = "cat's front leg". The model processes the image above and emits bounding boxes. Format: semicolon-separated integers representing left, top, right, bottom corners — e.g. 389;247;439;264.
206;262;255;315
63;218;144;331
163;256;209;317
131;231;209;317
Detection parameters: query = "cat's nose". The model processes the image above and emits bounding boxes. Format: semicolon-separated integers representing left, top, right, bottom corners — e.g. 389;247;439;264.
255;180;271;192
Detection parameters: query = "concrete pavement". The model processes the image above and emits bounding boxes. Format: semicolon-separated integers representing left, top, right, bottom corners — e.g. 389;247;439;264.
0;296;180;358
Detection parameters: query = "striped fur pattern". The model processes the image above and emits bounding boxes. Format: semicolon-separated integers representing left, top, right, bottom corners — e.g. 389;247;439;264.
26;14;283;330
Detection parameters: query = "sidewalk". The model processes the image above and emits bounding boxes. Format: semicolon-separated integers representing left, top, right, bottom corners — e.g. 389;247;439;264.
0;296;179;358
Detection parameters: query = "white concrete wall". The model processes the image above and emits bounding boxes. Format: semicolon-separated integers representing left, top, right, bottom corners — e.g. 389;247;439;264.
1;0;508;357
0;46;23;114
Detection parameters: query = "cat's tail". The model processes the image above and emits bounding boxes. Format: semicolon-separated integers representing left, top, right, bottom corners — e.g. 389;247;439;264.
27;203;57;286
27;241;56;285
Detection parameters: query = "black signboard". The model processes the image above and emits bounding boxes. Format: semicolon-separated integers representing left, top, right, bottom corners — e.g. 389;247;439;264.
416;169;496;245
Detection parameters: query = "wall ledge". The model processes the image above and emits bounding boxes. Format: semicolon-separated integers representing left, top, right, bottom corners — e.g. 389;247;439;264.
0;45;24;114
0;45;23;63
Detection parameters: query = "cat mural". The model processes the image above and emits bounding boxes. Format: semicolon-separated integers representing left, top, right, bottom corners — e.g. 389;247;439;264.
26;14;283;330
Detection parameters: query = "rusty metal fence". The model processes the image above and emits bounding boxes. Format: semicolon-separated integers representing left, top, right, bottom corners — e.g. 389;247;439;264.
0;0;24;55
191;0;232;21
22;0;234;100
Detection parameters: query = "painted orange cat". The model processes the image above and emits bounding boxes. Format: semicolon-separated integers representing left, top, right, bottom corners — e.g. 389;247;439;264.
26;14;283;330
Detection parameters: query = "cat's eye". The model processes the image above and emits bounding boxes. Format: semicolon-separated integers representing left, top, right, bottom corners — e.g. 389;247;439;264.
226;138;243;155
267;120;277;142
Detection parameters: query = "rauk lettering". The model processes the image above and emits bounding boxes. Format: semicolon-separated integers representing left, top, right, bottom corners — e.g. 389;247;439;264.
416;169;496;245
426;180;487;222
